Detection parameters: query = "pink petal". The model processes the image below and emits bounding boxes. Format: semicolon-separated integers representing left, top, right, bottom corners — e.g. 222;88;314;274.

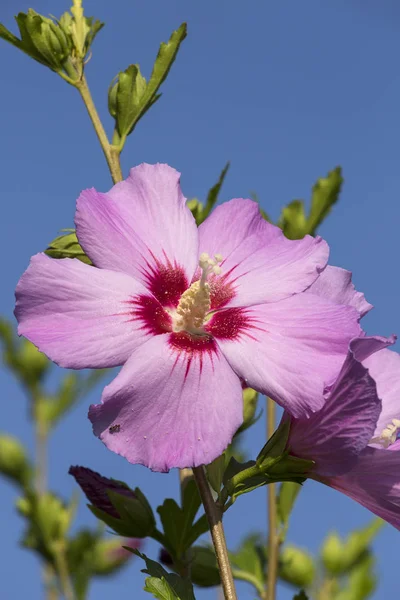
75;164;198;295
326;448;400;530
363;348;400;440
89;333;243;472
287;338;381;477
306;265;372;317
208;294;361;417
198;199;329;308
15;254;169;369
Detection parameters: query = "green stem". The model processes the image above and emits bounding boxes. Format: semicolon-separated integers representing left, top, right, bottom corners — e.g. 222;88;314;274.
53;544;76;600
75;76;123;184
193;466;237;600
266;398;278;600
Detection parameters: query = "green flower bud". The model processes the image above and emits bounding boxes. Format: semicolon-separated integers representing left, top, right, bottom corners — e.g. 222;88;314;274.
92;538;142;576
279;545;315;588
321;532;344;574
17;340;49;384
0;434;31;488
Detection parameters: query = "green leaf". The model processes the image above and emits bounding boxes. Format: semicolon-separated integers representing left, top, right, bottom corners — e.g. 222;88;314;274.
188;545;220;587
205;453;226;493
278;167;343;239
115;63;148;136
278;200;307;240
307;167;343;235
197;162;230;224
45;231;91;264
111;23;186;143
157;480;203;557
230;534;265;595
277;482;301;533
132;550;196;600
144;577;179;600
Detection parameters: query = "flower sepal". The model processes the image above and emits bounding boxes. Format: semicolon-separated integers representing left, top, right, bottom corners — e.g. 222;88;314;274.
90;487;156;539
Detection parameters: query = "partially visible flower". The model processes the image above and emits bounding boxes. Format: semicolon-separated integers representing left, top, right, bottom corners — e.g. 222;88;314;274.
284;336;400;529
16;164;363;471
69;465;135;519
92;537;143;576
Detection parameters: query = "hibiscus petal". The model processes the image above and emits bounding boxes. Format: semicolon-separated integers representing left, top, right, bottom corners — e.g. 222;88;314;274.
15;253;167;369
88;333;243;472
209;294;361;417
287;340;381;477
198;198;329;307
326;448;400;530
363;348;400;440
75;164;198;299
305;265;372;317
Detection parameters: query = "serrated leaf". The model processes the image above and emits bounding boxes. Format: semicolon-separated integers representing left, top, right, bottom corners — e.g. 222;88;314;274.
113;23;186;143
157;481;203;557
144;577;178;600
133;550;195;600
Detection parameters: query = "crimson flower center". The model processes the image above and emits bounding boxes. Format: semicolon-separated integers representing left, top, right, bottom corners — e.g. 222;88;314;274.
171;252;223;335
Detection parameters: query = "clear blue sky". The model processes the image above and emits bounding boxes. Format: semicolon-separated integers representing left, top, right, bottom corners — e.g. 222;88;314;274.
1;1;400;598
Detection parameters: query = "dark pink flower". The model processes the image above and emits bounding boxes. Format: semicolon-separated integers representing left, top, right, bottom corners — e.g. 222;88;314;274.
15;164;362;471
285;336;400;529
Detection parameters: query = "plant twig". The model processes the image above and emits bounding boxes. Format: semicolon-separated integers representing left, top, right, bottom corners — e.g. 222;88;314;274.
193;466;237;600
75;76;123;184
266;398;279;600
53;545;76;600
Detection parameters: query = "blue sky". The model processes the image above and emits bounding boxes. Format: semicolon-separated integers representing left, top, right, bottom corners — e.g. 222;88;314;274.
1;0;400;598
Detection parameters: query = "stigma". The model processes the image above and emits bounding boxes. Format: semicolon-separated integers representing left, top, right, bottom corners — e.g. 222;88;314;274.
370;418;400;448
172;253;223;334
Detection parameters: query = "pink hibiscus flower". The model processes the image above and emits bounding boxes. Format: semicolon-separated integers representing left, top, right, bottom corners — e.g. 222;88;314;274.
15;163;362;471
285;337;400;529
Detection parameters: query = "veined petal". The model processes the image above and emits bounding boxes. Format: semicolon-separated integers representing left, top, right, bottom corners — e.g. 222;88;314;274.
287;339;382;477
305;265;372;317
76;164;198;300
15;254;169;369
198;198;329;308
326;447;400;530
89;333;243;472
363;348;400;441
208;294;361;417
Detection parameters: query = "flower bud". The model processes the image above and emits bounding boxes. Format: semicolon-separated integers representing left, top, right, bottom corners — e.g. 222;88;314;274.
0;434;31;488
17;340;49;385
279;545;315;588
321;532;344;574
92;537;142;576
69;466;155;538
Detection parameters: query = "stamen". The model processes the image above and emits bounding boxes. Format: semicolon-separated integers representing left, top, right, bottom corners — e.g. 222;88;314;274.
172;252;224;334
370;418;400;448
